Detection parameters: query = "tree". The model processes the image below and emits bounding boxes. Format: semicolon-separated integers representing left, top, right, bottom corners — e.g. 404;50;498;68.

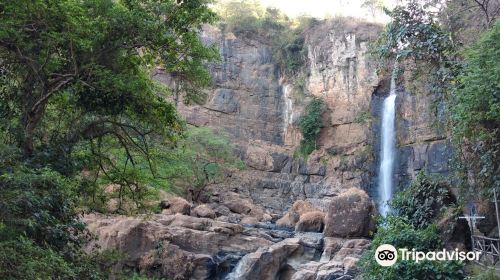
0;0;219;277
391;171;456;228
0;0;218;158
450;20;500;196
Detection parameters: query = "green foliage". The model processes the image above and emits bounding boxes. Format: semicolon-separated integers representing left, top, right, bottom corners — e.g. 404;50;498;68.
373;2;452;62
0;238;101;280
79;127;244;211
0;162;83;251
391;171;454;228
0;0;220;278
468;269;500;280
359;216;465;280
0;0;217;156
452;21;500;138
297;98;324;157
450;21;500;196
171;127;244;200
371;1;498;202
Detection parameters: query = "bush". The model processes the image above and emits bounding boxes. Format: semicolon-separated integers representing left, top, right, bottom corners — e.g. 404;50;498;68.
391;171;455;228
0;165;84;251
359;216;465;280
0;238;86;280
296;98;325;157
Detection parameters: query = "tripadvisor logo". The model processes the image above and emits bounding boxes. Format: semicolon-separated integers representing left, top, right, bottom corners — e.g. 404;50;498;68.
375;244;398;267
374;244;481;267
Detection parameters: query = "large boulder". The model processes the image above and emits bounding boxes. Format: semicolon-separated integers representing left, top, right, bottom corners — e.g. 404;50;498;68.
160;196;192;215
192;204;216;219
295;211;325;232
277;200;320;229
324;188;376;238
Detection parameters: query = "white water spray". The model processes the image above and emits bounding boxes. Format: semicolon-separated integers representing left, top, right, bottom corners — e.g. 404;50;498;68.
378;62;398;216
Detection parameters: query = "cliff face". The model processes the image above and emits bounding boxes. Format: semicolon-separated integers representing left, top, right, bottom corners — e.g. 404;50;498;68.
187;20;383;215
177;26;287;146
153;18;454;215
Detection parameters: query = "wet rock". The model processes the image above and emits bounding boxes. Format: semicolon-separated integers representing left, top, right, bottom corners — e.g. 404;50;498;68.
324;188;376;238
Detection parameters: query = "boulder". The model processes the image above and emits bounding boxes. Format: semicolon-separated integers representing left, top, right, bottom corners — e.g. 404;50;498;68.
160;197;192;215
295;211;325;232
225;238;302;280
192;204;216;219
276;200;319;229
324;188;376;238
276;211;300;228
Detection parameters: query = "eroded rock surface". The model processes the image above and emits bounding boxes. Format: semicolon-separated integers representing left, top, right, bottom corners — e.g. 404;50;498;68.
324;188;377;238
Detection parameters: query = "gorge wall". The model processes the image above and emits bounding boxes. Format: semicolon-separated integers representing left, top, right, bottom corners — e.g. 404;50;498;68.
86;18;457;280
154;18;453;212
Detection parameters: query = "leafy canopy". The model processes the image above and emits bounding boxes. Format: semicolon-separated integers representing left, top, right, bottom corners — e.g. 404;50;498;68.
450;20;500;196
0;0;219;278
0;0;218;157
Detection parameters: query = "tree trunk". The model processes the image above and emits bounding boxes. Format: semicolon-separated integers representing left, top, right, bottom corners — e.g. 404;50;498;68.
21;97;47;157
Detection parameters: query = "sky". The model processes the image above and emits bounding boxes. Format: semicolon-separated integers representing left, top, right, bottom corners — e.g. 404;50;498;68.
255;0;395;22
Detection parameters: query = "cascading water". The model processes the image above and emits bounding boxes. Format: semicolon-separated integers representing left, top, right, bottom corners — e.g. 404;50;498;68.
378;62;398;216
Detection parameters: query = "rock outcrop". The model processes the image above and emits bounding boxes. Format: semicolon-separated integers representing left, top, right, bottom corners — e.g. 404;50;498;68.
85;213;368;280
324;188;376;238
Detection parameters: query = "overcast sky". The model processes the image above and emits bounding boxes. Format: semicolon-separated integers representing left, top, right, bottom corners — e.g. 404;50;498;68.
256;0;395;22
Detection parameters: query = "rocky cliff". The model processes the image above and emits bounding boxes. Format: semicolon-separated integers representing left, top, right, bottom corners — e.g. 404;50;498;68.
85;17;456;280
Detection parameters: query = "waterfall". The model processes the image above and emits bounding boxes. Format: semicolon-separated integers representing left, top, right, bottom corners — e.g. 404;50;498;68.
378;62;398;216
283;84;294;130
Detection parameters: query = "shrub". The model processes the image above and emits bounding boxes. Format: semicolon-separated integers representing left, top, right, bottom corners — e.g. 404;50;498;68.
450;21;500;197
0;238;83;280
0;165;84;251
296;98;325;157
359;216;465;280
391;171;455;228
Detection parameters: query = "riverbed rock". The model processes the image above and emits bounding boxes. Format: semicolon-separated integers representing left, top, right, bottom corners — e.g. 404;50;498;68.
324;188;376;238
226;238;302;280
84;213;273;280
